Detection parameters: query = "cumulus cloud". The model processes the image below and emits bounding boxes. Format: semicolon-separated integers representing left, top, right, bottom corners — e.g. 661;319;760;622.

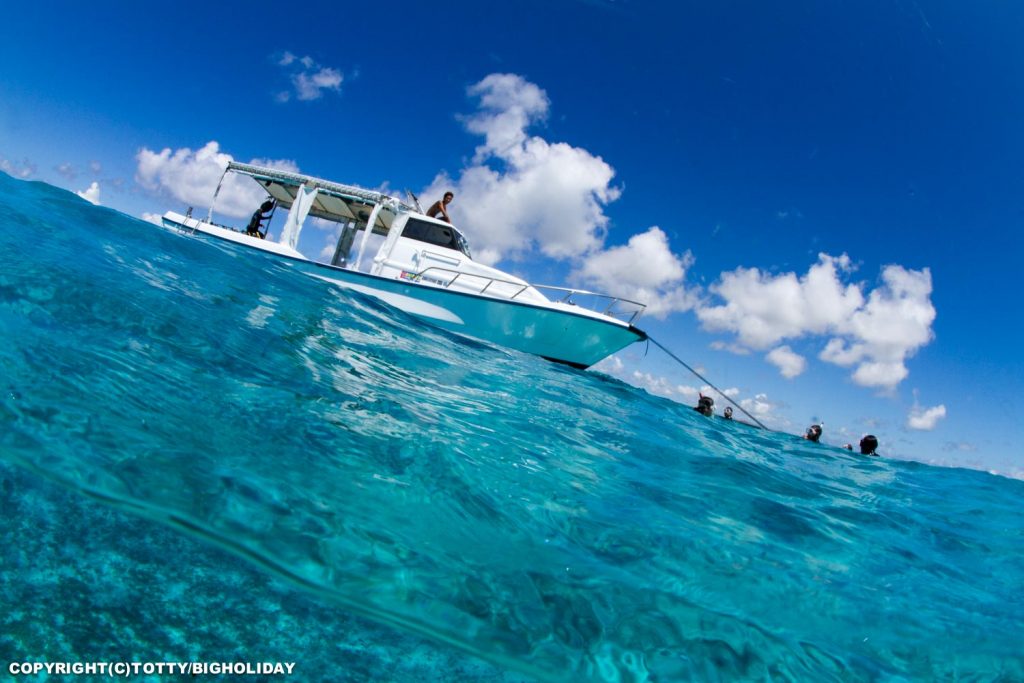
55;162;76;180
766;345;806;378
710;340;751;355
76;181;101;205
135;141;298;218
274;52;343;102
627;371;696;400
572;227;699;318
590;354;625;377
907;403;946;430
423;73;619;264
141;212;163;226
739;392;786;426
626;372;742;406
698;254;863;348
819;265;936;388
697;253;936;389
1;157;36;179
423;73;697;315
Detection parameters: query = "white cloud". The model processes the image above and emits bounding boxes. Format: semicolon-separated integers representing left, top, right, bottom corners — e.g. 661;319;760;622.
628;371;697;400
710;340;751;355
907;403;946;430
698;253;863;348
697;253;936;389
294;67;343;101
1;157;36;179
141;212;163;226
590;354;625;377
820;264;936;389
423;73;619;265
573;227;699;318
420;73;698;316
135;141;298;219
76;181;101;205
275;53;343;102
739;393;782;424
620;370;739;407
55;162;76;180
766;345;806;378
89;160;102;174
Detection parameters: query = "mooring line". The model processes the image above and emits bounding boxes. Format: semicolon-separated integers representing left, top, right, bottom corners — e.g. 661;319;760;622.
648;335;768;430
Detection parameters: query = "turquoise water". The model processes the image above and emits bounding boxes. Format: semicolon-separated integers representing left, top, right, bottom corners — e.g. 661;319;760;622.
1;172;1022;681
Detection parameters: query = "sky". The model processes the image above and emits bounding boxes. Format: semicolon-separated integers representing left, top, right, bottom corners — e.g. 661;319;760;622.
1;1;1021;476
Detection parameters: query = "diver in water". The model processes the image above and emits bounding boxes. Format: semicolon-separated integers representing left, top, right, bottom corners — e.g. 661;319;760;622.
843;444;854;451
859;435;879;456
723;406;733;420
694;394;714;417
803;424;823;443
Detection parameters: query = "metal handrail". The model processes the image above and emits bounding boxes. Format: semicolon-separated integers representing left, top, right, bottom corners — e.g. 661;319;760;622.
531;284;647;324
412;267;531;298
411;267;647;324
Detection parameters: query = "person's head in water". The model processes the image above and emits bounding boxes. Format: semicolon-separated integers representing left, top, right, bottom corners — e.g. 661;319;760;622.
723;406;733;420
844;444;853;451
859;435;879;456
694;394;714;417
804;424;823;443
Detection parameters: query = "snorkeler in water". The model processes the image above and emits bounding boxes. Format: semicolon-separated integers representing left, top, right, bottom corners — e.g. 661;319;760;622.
694;394;714;417
803;424;823;443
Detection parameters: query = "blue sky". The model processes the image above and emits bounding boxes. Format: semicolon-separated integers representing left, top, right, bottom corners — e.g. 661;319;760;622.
1;1;1021;475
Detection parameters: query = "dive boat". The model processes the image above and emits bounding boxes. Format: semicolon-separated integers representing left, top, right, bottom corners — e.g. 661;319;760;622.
161;162;647;368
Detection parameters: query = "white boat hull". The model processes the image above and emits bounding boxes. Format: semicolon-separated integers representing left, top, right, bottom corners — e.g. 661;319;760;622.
161;212;645;368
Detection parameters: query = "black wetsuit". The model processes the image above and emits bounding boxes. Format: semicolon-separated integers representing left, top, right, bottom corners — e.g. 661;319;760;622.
246;209;271;238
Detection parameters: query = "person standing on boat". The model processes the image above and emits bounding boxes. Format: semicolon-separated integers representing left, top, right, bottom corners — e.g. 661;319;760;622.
426;191;454;223
246;199;275;238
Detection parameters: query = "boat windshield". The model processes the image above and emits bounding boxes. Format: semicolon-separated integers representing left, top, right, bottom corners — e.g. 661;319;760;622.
402;217;473;258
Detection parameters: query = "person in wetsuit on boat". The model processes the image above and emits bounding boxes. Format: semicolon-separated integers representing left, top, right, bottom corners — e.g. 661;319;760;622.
426;191;454;223
246;200;275;239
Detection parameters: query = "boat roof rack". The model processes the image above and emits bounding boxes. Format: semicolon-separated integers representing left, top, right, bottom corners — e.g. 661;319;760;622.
226;161;414;234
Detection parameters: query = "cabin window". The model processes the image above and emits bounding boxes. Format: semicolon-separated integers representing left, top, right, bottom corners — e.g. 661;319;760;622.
401;218;472;257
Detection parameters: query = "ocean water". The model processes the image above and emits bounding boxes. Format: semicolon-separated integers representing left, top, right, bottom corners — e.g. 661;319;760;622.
0;171;1022;682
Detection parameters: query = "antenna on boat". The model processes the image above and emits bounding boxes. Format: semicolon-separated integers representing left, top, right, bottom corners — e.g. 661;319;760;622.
406;189;422;213
647;336;768;430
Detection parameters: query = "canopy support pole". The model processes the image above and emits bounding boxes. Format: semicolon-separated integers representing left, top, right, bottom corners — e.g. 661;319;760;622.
206;166;229;224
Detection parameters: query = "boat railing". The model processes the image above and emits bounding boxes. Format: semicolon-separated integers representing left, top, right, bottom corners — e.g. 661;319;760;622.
531;284;647;324
412;267;647;324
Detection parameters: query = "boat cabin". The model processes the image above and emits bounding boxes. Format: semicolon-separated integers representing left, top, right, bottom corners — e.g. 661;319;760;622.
208;162;547;302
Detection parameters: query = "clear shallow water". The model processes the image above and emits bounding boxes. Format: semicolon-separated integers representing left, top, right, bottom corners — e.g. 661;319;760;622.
1;172;1022;681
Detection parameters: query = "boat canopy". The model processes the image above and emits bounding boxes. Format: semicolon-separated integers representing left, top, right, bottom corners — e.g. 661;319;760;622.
225;161;414;235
